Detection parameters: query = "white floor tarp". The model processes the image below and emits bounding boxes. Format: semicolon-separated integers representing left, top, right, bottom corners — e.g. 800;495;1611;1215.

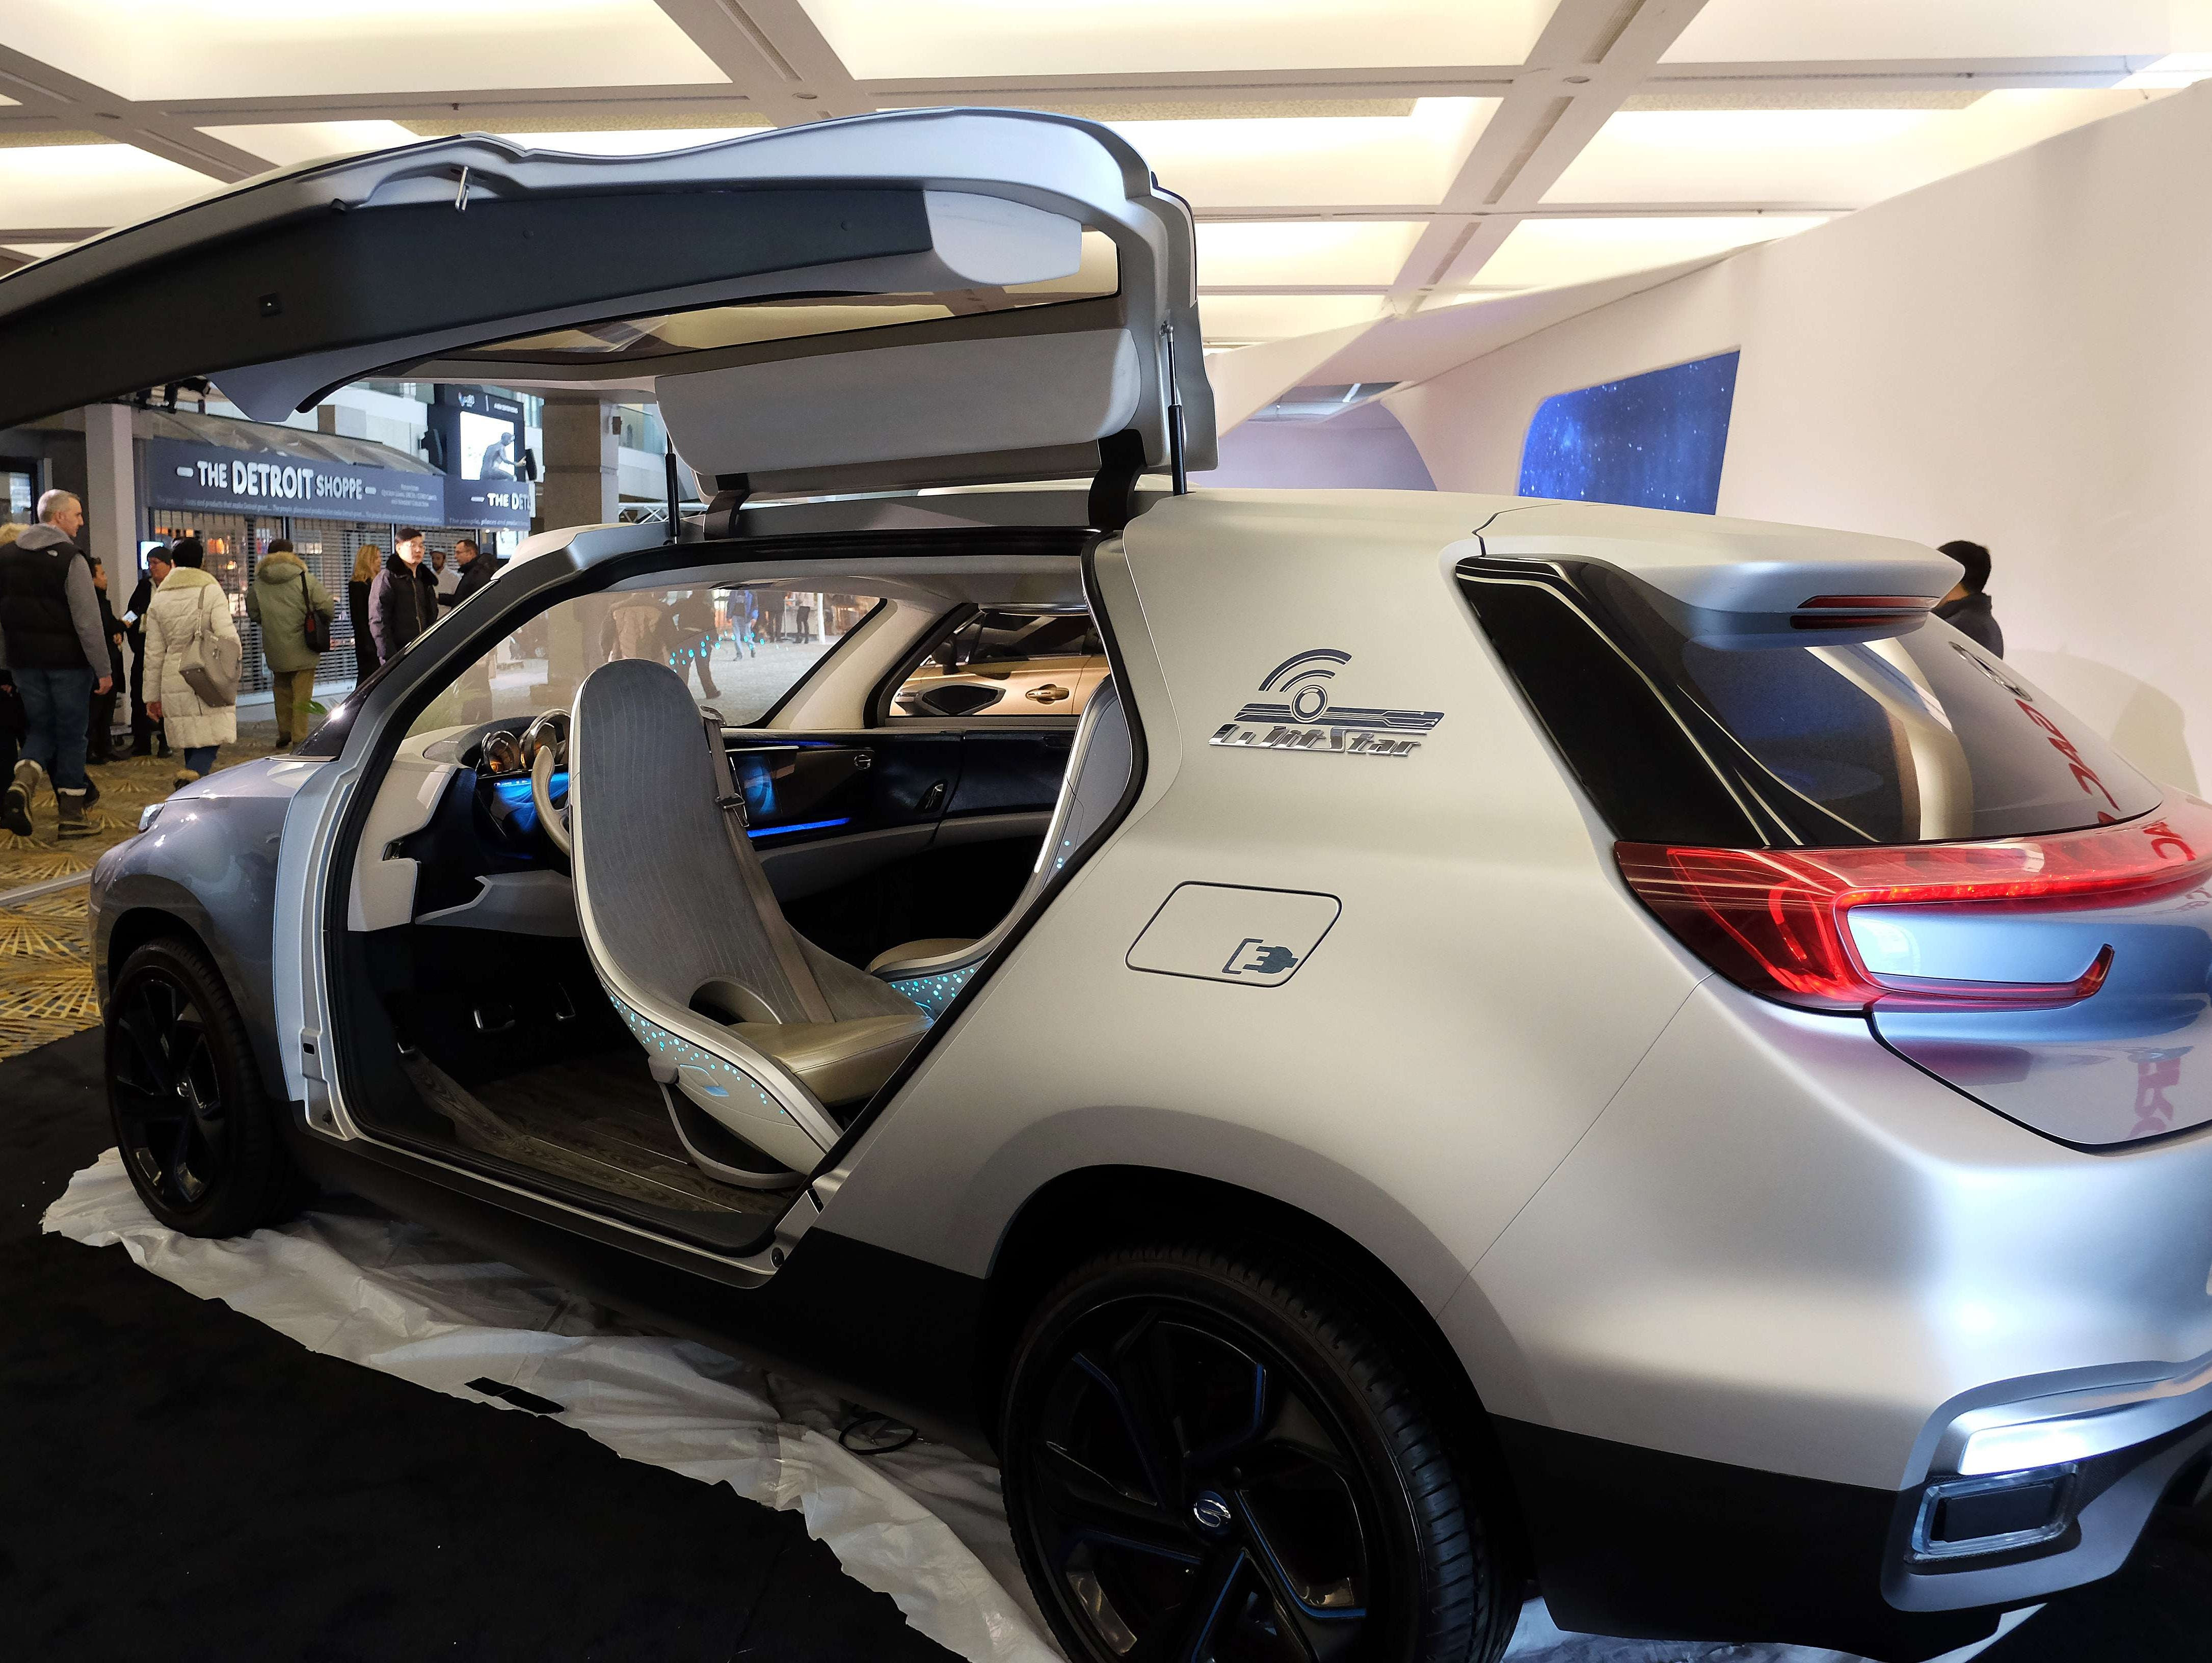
45;1150;2020;1663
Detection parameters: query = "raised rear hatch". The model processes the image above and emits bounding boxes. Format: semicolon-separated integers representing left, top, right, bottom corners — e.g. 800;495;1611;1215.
0;110;1213;497
1460;501;2212;1149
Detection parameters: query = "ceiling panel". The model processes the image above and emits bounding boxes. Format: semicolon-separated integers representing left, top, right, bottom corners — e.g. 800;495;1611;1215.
0;144;217;230
1664;0;2189;64
1103;100;1496;209
802;0;1557;79
1473;215;1830;291
1197;220;1429;287
1544;91;2161;206
1195;293;1388;344
1;0;725;102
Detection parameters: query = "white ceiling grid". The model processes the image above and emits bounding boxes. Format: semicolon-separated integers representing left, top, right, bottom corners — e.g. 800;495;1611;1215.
0;0;2205;343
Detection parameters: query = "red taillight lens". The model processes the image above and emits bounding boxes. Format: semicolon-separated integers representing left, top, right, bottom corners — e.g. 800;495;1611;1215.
1617;797;2212;1013
1789;594;1940;630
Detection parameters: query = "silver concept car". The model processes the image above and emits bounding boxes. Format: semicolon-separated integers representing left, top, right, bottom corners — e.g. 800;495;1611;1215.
8;113;2210;1663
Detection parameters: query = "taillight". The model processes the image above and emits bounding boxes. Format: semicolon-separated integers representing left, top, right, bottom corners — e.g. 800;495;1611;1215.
1616;798;2212;1013
1790;593;1940;630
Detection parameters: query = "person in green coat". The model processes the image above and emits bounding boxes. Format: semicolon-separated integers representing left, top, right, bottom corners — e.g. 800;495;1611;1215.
245;538;336;748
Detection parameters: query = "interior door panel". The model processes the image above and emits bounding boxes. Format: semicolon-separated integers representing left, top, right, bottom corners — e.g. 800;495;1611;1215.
942;730;1075;818
727;724;1071;901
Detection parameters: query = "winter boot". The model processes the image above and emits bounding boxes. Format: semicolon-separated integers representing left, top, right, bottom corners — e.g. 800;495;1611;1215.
7;757;44;835
57;787;92;841
172;769;203;790
81;775;101;811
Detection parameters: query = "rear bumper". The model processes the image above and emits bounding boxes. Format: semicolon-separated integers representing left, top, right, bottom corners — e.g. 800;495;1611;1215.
1498;1406;2212;1662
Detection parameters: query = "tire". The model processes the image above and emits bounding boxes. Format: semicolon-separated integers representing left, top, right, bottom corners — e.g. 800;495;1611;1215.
1002;1243;1517;1663
105;936;306;1238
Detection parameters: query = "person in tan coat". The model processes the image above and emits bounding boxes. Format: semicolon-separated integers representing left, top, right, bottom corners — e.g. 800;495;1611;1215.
143;538;240;788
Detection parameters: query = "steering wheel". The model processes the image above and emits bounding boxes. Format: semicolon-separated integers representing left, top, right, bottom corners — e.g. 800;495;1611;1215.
523;710;571;855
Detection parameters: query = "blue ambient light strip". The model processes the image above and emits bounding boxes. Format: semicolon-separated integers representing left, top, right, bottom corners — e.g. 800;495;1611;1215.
490;773;842;842
606;990;786;1121
885;962;978;1022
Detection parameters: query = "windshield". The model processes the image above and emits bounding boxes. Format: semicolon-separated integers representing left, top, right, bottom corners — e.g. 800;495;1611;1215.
1459;555;2160;847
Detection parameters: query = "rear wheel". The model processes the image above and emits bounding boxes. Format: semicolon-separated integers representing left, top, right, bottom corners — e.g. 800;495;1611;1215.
106;936;305;1238
1003;1243;1515;1663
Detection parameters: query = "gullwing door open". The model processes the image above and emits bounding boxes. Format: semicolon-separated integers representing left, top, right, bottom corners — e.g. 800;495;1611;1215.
0;110;1214;495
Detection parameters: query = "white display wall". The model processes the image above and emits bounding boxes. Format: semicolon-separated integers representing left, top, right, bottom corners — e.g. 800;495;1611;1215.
1385;80;2212;792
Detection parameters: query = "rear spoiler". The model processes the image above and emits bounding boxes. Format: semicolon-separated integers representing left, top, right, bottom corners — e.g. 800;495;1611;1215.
1470;500;1960;620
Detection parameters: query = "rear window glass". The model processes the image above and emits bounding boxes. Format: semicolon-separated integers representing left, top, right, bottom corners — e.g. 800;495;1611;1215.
1459;556;2159;847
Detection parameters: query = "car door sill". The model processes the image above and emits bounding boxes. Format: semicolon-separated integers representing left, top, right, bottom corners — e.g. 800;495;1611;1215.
299;1114;817;1283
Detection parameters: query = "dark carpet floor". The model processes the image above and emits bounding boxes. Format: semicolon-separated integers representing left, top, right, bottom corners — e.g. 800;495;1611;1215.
0;1028;955;1663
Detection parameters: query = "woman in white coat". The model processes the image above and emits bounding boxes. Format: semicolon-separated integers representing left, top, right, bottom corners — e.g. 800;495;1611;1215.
142;537;239;787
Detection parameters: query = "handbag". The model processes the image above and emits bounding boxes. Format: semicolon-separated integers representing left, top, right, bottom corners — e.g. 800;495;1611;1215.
299;566;332;654
178;587;243;709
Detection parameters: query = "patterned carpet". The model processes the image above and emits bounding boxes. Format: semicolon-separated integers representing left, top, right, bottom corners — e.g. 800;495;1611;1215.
0;723;279;1059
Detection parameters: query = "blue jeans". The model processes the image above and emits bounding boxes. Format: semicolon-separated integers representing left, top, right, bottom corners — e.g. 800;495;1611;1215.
181;744;218;777
14;665;95;792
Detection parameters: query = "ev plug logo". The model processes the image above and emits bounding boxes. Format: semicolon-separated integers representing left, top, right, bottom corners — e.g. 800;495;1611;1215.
1223;938;1299;977
1211;648;1443;759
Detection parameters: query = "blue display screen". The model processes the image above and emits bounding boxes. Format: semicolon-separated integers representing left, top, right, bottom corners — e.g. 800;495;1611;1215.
491;771;565;835
1517;351;1740;515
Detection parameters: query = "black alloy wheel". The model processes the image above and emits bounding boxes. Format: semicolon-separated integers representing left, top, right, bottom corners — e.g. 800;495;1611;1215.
106;936;303;1238
1004;1245;1515;1663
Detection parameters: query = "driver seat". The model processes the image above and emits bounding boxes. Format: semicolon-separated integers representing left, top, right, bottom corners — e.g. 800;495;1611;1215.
568;658;928;1182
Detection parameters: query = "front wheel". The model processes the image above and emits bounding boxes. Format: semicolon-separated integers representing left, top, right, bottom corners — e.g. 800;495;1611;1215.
106;936;305;1238
1002;1243;1517;1663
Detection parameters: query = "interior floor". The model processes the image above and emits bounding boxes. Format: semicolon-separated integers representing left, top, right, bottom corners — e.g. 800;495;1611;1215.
399;1048;787;1219
347;817;1044;1245
347;930;789;1251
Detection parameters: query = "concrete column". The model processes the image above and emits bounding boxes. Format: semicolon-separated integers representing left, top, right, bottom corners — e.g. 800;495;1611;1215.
536;395;620;705
315;401;369;440
81;402;136;576
539;394;619;531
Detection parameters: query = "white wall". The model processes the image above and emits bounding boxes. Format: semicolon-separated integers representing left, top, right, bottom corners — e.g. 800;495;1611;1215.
1195;399;1436;490
1389;81;2212;791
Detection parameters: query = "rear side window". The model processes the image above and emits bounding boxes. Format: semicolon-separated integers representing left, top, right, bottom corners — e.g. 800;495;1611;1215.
888;608;1105;719
1458;555;2160;847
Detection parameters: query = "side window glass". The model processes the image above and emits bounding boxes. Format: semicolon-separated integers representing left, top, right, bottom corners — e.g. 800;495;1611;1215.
403;584;879;740
889;609;1104;719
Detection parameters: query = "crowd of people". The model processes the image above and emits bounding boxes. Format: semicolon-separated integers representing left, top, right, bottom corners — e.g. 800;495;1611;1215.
2;498;506;840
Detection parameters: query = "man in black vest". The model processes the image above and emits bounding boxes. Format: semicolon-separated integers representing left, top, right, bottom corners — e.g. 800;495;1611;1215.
0;490;112;839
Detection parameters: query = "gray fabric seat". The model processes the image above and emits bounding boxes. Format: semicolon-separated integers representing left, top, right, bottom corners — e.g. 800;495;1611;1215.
868;676;1134;990
569;658;928;1177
